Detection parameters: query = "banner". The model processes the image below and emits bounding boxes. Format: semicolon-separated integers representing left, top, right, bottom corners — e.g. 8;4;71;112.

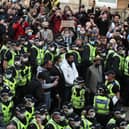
96;0;118;8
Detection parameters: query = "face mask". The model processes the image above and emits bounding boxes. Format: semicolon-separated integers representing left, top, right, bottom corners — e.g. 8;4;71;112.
90;41;95;45
105;75;108;80
60;116;65;121
19;113;25;119
24;42;28;45
26;101;34;107
27;32;32;36
121;114;126;119
49;47;55;51
1;96;9;102
5;74;12;79
15;61;21;66
12;0;17;2
74;121;81;127
80;30;85;34
41;114;46;120
88;112;96;118
68;108;73;114
77;27;81;32
22;58;28;62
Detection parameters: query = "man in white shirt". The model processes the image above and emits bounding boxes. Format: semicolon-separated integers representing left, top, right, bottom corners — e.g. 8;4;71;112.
61;53;79;102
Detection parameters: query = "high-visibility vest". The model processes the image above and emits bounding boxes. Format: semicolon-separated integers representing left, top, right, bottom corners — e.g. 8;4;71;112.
71;86;85;109
32;45;45;66
68;49;81;63
44;50;55;62
113;53;125;72
124;56;129;76
47;118;66;129
87;44;96;62
81;117;92;129
2;101;14;124
93;95;110;115
12;116;27;129
3;78;16;96
105;80;120;97
25;107;35;124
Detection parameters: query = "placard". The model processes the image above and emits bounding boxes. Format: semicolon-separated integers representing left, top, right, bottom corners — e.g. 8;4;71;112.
61;20;75;28
96;0;118;8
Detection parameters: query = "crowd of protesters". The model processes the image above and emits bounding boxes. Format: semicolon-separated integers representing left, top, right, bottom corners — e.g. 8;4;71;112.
0;0;129;129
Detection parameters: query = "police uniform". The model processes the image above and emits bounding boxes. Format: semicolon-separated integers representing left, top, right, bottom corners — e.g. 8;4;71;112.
71;85;86;112
1;101;14;124
123;55;129;106
105;79;120;98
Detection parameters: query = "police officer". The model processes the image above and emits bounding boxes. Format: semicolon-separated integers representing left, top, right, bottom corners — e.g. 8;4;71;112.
27;109;44;129
21;53;32;83
38;104;50;125
23;95;35;124
0;73;3;90
3;68;16;97
45;110;68;129
12;56;27;104
93;87;113;127
107;107;126;127
123;53;129;106
30;39;45;75
66;113;83;129
71;77;87;115
62;102;74;119
105;70;120;107
81;106;94;129
3;41;24;70
11;104;28;129
44;44;57;62
105;38;117;72
0;86;14;125
82;38;97;66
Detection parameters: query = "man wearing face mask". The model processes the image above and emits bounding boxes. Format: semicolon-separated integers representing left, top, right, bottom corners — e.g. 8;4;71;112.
86;55;104;105
66;113;83;129
19;36;32;54
62;102;74;119
11;104;28;129
71;77;87;115
44;44;57;62
21;53;32;83
38;21;53;43
27;109;44;129
93;87;113;127
23;95;35;125
106;107;126;128
31;39;45;75
81;106;96;129
3;68;16;97
12;56;28;104
82;38;97;69
0;86;14;126
25;27;35;40
3;41;24;70
45;110;68;129
104;71;120;107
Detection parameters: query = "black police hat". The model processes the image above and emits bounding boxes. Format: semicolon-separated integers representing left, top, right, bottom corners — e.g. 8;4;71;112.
105;70;116;76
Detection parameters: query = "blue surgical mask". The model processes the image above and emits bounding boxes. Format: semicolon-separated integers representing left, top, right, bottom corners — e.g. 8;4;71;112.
90;41;95;45
27;32;32;36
